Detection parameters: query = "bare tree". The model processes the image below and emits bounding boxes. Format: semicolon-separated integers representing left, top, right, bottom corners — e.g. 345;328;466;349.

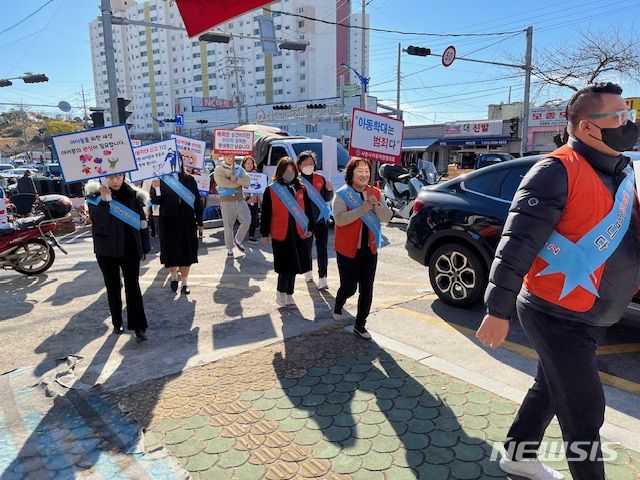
532;27;640;91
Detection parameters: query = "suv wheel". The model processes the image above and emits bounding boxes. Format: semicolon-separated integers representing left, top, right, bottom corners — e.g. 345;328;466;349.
428;244;487;307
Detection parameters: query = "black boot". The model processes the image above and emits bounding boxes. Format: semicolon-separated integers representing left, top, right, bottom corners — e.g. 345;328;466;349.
170;280;179;292
112;325;124;335
135;329;147;343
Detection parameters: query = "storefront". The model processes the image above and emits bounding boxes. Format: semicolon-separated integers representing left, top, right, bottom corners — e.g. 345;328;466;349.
440;120;512;168
527;105;567;153
401;138;443;170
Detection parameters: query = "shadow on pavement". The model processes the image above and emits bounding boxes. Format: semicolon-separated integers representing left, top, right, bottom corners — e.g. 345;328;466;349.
0;274;53;322
274;323;500;478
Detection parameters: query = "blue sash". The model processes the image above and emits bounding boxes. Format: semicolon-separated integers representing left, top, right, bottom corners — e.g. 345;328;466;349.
537;165;635;299
300;176;332;222
162;174;195;209
270;182;309;234
86;195;141;230
336;185;382;249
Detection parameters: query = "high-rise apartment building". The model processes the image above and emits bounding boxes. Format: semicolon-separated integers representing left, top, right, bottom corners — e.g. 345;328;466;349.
89;0;369;134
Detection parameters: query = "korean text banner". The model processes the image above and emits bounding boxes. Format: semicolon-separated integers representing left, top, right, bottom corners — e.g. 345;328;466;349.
348;108;404;165
129;139;179;183
52;125;137;184
443;119;503;138
171;134;206;171
214;129;254;155
175;0;275;38
243;172;268;195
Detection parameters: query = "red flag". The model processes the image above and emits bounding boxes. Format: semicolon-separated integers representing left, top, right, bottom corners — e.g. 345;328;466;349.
175;0;275;38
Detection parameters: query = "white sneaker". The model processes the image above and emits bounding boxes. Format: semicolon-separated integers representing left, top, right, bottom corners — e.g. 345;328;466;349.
275;292;287;307
317;277;328;290
499;456;564;480
285;294;295;306
353;326;372;340
304;271;314;282
333;312;342;321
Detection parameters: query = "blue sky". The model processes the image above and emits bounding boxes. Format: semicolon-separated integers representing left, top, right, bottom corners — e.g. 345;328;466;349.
1;0;638;125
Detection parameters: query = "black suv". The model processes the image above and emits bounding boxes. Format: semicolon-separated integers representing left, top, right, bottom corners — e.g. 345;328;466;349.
406;156;540;306
406;153;640;309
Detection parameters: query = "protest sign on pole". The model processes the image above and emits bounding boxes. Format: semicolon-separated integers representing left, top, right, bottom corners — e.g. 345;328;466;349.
129;139;179;183
242;172;268;195
322;135;338;178
214;129;254;156
171;134;206;170
191;170;211;197
348;108;404;165
52;125;137;183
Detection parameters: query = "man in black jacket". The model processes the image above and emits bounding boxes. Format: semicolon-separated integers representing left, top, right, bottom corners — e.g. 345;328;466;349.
476;83;640;480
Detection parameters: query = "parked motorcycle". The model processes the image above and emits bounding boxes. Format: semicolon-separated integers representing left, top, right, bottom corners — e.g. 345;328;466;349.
378;163;444;219
0;194;72;275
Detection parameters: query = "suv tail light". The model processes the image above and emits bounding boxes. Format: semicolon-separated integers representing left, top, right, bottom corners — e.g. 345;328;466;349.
413;197;426;214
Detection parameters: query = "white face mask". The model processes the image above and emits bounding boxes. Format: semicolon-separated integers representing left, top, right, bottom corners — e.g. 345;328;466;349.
301;166;314;176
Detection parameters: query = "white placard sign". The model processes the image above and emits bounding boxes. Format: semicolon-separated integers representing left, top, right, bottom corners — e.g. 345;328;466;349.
191;170;211;197
322;135;338;178
129;139;179;183
52;125;137;183
243;172;268;195
0;192;7;227
171;134;206;171
214;129;254;155
349;108;404;165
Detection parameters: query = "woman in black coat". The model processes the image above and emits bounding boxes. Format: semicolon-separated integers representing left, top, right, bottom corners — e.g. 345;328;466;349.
260;157;314;308
150;158;203;295
86;174;150;342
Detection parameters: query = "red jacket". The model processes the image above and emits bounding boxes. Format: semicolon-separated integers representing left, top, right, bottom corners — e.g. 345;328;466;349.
334;186;381;259
269;185;307;241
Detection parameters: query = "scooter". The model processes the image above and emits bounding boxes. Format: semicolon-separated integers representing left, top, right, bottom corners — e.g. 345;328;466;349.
379;163;440;219
0;195;71;275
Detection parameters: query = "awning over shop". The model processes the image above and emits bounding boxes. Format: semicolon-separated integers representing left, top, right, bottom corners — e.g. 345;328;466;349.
402;138;440;151
439;136;510;147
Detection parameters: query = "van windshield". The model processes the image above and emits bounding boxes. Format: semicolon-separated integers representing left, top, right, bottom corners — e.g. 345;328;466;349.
291;143;350;170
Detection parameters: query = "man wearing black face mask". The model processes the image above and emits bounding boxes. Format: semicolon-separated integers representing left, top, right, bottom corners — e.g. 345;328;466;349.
476;82;640;480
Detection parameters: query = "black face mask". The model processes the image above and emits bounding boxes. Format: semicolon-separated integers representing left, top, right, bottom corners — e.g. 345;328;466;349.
589;120;639;153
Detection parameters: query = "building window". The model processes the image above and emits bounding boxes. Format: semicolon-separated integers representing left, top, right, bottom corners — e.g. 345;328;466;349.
256;79;265;85
194;74;202;81
195;86;202;92
276;24;282;30
208;73;216;79
298;7;304;13
274;76;283;83
274;89;283;95
300;74;305;80
208;61;215;67
255;66;265;72
256;53;263;60
300;87;305;94
298;20;304;28
274;64;282;69
306;124;318;133
300;61;306;67
152;49;160;54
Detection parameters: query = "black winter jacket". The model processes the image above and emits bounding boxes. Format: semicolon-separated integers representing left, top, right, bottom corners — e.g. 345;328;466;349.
87;182;151;258
485;138;640;327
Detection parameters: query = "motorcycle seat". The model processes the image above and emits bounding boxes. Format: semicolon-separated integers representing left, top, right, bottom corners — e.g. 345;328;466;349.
15;215;46;231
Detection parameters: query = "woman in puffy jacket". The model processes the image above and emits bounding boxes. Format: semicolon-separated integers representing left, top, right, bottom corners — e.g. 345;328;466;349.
85;174;150;342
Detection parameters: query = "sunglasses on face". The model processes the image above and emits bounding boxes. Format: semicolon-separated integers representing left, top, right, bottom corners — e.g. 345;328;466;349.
585;109;637;126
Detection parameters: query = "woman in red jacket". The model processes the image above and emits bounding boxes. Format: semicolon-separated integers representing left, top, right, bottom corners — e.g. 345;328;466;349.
260;157;314;307
333;157;392;339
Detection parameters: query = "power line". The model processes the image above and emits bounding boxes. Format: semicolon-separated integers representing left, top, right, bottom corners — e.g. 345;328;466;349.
0;0;57;36
264;9;525;37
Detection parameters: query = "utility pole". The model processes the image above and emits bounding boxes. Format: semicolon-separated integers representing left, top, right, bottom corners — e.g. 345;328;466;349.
360;0;367;110
339;75;345;146
396;43;402;119
100;0;120;125
81;84;89;128
230;35;244;126
521;26;533;155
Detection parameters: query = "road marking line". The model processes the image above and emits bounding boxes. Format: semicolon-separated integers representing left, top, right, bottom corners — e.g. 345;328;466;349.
389;306;640;396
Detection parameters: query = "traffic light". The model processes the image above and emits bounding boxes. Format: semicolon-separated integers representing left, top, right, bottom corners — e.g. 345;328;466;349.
22;74;49;83
90;111;105;128
406;46;431;57
199;33;231;44
196;119;209;124
116;97;133;129
273;104;292;110
0;80;12;87
509;118;519;138
163;118;176;123
306;104;326;109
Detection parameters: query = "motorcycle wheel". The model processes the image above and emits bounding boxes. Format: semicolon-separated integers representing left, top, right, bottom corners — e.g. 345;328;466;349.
13;239;55;275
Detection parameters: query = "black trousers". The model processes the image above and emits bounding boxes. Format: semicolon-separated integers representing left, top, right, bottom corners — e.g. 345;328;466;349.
334;249;377;327
277;273;296;294
505;302;608;479
96;255;148;331
248;202;259;239
307;221;329;278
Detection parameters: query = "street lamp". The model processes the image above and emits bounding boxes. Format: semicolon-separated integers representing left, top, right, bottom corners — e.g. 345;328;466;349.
341;63;369;110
